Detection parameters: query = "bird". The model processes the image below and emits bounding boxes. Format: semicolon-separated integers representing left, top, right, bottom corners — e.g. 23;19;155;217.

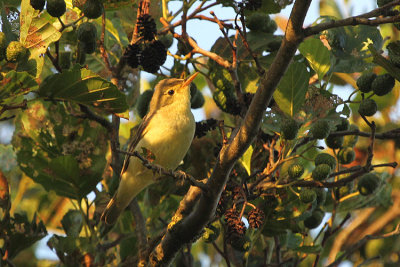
101;73;198;225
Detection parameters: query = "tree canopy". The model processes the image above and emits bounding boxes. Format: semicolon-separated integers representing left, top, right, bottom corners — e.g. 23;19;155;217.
1;0;400;266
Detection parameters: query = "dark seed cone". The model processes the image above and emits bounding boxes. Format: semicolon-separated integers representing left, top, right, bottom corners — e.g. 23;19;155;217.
137;14;157;41
225;208;246;240
232;186;243;202
124;43;141;68
195;118;218;138
225;208;246;239
216;189;230;216
141;40;167;73
224;208;240;225
247;208;265;229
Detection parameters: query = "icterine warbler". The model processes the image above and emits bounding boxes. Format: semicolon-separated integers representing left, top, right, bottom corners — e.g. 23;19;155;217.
101;73;198;225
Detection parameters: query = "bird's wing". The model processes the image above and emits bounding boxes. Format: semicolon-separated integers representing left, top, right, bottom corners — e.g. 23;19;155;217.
120;113;154;174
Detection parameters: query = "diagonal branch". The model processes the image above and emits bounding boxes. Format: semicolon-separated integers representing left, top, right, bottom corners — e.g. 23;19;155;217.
148;0;313;265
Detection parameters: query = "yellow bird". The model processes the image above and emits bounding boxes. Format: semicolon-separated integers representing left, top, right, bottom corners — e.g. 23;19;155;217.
101;73;198;225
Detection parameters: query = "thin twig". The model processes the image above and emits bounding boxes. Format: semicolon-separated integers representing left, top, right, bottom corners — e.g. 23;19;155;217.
304;0;400;36
46;50;62;73
117;150;208;191
78;105;113;132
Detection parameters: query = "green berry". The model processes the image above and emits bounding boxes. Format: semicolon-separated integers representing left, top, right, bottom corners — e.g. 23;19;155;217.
76;44;86;65
299;189;317;203
246;13;276;33
314;188;327;205
59;51;71;70
177;39;194;56
315;153;336;170
343;124;359;147
230;236;251;252
82;40;96;54
136;90;154;118
77;22;97;43
265;19;277;33
288;164;304;179
325;135;344;149
336;117;349;131
203;224;220;243
46;0;66;17
30;0;45;11
310;120;330;139
338;147;355;164
304;208;325;229
159;34;173;49
83;0;104;19
247;13;270;31
356;73;376;93
371;74;395;96
6;41;28;63
280;118;299;140
358;173;380;196
191;90;205;109
358;99;377;117
312;164;331;181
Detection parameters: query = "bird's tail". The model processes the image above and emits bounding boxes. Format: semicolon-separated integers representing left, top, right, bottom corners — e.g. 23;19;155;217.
100;196;122;225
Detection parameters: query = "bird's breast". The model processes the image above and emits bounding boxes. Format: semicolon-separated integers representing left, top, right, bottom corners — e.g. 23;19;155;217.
136;106;195;170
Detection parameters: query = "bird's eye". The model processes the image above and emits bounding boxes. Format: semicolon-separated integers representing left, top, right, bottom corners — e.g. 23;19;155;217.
168;89;175;95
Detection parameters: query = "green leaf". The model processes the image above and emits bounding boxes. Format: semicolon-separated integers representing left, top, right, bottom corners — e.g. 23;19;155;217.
273;62;309;117
369;44;400;82
327;24;383;73
104;18;129;48
286;232;303;249
238;63;260;93
292;245;322;253
0;71;38;104
12;101;108;199
239;145;253;176
299;38;331;80
5;213;47;259
38;66;128;113
20;0;62;77
341;104;350;117
0;5;18;42
61;210;84;238
0;144;18;172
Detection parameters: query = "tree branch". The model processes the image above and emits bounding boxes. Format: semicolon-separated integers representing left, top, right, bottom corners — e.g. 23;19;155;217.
304;0;400;37
148;0;312;265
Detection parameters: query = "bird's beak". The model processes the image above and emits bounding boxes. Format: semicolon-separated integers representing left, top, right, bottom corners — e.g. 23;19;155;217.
182;72;199;88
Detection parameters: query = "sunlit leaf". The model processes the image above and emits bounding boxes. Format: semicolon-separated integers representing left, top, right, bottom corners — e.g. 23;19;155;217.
0;71;38;104
273;62;309;117
239;145;253;176
20;0;62;77
299;38;331;80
